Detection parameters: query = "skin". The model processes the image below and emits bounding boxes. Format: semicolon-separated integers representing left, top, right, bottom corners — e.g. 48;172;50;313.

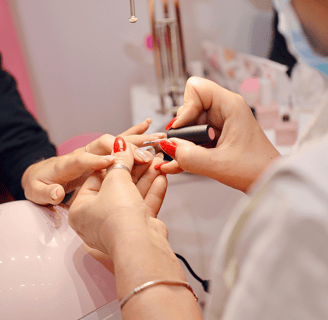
70;2;328;319
156;1;328;193
21;119;166;205
68;78;281;319
158;77;281;193
291;0;328;56
69;139;203;319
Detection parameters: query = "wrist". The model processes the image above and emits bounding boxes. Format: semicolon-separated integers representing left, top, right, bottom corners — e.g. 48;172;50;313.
21;157;47;190
21;167;30;191
108;223;186;302
21;163;35;191
99;211;149;253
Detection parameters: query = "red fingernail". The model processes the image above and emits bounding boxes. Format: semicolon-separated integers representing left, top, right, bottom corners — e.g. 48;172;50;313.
154;162;169;171
159;140;177;157
165;116;179;131
113;136;126;153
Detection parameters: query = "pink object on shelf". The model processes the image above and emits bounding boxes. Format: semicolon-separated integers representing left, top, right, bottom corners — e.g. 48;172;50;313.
255;102;279;130
145;33;153;51
57;132;104;156
210;53;219;72
240;77;260;92
275;117;298;146
239;78;260;106
254;76;280;129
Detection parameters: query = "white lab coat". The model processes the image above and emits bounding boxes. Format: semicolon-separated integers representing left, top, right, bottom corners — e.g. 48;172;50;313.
205;82;328;319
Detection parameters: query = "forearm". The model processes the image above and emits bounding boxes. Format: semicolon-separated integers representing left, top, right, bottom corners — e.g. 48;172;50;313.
108;224;203;319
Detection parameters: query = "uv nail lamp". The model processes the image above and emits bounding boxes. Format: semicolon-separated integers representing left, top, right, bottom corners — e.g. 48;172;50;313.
0;201;119;319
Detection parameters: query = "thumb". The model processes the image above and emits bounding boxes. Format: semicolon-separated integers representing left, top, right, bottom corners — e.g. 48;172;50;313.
159;138;214;176
25;182;66;205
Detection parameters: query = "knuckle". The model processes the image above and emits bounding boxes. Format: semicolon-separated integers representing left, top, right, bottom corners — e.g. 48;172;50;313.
235;93;247;106
98;134;114;152
24;188;32;200
53;155;66;173
74;155;85;170
155;220;169;238
176;147;188;163
177;147;194;171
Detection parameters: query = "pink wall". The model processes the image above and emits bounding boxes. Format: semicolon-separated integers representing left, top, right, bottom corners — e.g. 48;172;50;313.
0;1;37;118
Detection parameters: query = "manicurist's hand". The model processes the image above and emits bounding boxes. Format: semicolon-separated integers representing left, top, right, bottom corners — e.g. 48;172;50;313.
156;77;281;192
69;136;203;320
21;119;166;205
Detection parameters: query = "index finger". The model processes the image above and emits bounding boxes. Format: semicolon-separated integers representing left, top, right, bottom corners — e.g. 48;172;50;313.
72;170;105;205
120;118;152;136
154;159;183;175
125;132;166;147
172;77;228;129
100;137;144;201
87;132;166;154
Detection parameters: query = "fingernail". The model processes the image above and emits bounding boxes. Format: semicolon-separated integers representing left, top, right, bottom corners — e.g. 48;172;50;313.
165;116;179;131
156;152;164;159
145;147;156;156
143;138;167;146
51;187;59;201
146;118;153;124
135;148;153;162
159;140;177;157
152;132;167;139
154;162;169;171
113;136;126;153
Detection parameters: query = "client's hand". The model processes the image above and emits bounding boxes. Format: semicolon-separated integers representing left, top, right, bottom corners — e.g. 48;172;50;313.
68;136;168;259
69;138;200;319
74;150;168;273
157;77;281;192
22;119;165;205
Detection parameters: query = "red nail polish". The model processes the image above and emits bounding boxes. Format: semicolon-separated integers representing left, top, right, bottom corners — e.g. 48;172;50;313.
165;116;179;131
113;136;126;153
154;162;169;171
159;140;177;157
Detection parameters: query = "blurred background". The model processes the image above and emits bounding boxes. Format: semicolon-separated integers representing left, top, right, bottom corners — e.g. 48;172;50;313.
1;0;273;145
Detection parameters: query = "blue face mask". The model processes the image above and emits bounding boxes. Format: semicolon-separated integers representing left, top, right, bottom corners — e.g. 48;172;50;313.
273;0;328;77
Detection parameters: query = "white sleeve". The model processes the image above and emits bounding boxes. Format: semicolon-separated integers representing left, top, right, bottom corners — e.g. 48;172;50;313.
221;172;328;320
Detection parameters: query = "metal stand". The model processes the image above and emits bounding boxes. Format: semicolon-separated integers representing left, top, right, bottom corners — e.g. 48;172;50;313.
149;0;188;114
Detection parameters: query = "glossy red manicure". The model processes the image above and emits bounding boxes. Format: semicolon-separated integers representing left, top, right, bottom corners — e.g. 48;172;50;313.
165;116;179;131
159;140;177;157
113;136;126;153
154;162;169;171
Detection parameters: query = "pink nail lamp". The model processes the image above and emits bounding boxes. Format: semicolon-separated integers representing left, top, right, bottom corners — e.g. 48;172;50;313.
0;201;118;319
255;78;279;130
275;114;299;146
